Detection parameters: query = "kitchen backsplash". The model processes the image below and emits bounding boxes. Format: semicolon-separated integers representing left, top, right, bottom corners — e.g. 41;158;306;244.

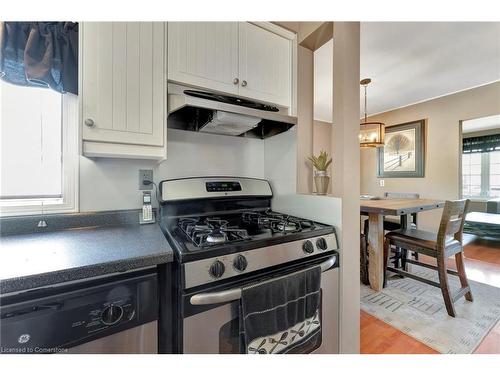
79;129;266;212
157;129;265;180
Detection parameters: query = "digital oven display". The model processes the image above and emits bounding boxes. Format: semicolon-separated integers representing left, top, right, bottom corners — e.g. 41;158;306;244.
206;181;242;192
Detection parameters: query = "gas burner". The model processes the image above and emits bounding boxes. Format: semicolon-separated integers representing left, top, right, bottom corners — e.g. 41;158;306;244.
206;230;227;244
178;217;250;248
276;222;298;232
242;210;315;234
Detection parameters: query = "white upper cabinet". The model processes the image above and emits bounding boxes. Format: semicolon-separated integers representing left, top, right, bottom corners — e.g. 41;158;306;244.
168;22;239;95
167;22;293;108
238;22;292;108
81;22;166;156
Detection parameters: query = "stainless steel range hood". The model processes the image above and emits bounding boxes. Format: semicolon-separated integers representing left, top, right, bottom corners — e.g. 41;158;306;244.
167;88;297;139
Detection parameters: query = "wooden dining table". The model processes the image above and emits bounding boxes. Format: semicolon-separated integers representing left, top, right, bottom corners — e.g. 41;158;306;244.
360;198;445;291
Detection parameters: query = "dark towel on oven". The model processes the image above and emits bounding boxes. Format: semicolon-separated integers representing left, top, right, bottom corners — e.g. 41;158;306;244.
239;265;322;354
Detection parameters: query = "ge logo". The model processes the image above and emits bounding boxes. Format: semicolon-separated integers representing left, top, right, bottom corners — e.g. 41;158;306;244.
18;334;30;344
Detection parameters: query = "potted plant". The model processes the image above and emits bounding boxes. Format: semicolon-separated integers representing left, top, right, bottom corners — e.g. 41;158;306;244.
308;150;332;195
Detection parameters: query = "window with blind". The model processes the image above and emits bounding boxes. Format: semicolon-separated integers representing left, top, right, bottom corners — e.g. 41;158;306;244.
462;135;500;199
0;80;78;215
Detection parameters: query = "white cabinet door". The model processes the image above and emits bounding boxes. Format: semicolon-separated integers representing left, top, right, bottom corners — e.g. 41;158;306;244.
81;22;165;147
238;23;292;108
168;22;239;94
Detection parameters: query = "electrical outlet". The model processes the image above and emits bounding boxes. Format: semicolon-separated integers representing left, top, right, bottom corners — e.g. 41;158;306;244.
379;179;385;187
139;169;153;190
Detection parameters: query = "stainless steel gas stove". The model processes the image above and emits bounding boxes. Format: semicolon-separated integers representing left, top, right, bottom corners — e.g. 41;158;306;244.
158;177;340;354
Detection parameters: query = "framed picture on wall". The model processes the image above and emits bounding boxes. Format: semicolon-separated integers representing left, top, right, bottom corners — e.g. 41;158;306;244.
377;119;425;178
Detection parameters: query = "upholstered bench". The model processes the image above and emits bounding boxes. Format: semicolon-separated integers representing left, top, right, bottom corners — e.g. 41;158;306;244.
464;211;500;238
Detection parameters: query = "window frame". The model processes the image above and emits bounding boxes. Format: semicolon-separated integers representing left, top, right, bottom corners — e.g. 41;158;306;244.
0;93;79;216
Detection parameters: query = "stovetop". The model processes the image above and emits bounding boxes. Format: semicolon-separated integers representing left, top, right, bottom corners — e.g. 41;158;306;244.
161;209;334;262
159;177;338;288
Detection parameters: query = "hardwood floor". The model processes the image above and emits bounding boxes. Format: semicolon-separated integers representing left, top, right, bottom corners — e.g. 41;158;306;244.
360;310;438;354
360;234;500;354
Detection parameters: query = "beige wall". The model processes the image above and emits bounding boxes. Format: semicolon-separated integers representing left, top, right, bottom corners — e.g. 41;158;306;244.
331;22;361;354
296;46;314;194
361;81;500;230
313;120;332;194
313;120;332;155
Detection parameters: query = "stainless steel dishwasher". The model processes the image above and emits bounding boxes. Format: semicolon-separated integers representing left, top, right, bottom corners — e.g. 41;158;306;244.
0;268;158;354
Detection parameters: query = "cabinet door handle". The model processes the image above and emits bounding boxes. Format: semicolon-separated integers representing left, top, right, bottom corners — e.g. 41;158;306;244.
241;80;247;87
233;78;239;85
84;118;95;127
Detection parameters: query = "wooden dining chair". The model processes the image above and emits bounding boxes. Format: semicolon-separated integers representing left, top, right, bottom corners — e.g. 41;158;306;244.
384;199;473;317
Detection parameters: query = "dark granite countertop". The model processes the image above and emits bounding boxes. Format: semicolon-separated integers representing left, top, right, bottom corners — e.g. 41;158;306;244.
0;210;173;294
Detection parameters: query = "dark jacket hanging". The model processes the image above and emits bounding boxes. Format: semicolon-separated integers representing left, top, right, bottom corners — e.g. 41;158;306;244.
0;22;78;95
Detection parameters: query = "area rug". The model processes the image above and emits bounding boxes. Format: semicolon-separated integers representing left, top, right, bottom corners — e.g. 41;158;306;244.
360;265;500;353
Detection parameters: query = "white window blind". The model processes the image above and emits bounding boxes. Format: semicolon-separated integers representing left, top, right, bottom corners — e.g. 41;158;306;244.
0;81;63;199
462;150;500;199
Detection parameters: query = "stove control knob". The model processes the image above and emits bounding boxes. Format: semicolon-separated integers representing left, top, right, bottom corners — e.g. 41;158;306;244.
316;237;328;251
101;304;123;326
233;255;248;272
303;240;315;254
209;260;225;279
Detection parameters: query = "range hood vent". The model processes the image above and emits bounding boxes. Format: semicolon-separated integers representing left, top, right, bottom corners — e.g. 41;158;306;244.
199;111;261;136
167;89;297;139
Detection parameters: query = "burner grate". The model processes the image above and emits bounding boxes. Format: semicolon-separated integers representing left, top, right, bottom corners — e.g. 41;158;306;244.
176;210;317;249
178;217;250;247
242;209;316;234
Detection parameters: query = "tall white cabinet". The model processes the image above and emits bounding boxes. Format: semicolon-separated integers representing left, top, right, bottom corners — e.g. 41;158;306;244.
167;22;294;108
80;22;167;159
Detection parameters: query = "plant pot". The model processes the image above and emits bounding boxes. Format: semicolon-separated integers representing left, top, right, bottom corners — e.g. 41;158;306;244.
314;171;330;195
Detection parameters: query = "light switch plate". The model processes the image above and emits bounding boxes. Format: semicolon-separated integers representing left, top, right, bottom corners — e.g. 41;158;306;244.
139;169;153;190
379;179;385;187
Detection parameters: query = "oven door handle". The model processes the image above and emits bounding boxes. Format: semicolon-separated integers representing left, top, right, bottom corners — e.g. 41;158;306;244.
189;255;337;306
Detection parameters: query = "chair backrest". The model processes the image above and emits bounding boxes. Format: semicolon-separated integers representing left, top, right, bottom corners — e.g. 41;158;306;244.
384;192;420;199
437;199;470;248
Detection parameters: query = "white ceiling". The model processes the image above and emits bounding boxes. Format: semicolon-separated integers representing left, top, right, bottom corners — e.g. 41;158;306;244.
462;114;500;134
313;22;500;123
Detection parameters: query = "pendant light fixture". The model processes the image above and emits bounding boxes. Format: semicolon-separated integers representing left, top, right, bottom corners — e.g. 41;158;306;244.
359;78;385;148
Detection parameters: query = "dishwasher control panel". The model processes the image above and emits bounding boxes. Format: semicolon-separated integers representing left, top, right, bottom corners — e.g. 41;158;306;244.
0;272;157;353
70;295;136;334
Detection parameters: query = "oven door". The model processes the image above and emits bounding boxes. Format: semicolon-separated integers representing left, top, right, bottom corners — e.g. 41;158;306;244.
181;253;339;354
